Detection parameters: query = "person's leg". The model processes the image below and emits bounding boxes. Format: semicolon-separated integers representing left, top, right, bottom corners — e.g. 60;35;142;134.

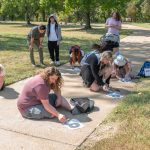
48;41;55;62
90;80;100;92
22;104;53;119
81;65;94;87
54;41;59;62
35;40;44;64
28;39;35;65
99;66;112;83
0;76;5;90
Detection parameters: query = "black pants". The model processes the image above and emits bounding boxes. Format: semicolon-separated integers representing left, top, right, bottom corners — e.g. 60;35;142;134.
48;41;59;61
80;65;94;87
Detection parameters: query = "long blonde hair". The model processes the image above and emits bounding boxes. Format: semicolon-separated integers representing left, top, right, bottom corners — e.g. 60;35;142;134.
40;67;63;91
100;51;112;61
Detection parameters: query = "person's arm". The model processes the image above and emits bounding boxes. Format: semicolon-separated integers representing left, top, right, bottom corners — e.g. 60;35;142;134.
30;37;34;49
111;21;122;30
105;18;110;29
39;37;44;48
41;99;66;123
53;88;62;107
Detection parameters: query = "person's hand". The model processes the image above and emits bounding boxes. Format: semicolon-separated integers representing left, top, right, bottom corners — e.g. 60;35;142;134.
102;84;109;92
39;45;43;49
58;114;67;123
57;41;60;45
29;45;33;50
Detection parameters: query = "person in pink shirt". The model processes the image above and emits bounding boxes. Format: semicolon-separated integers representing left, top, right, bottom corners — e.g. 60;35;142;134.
105;12;122;54
105;12;122;36
17;67;77;123
0;64;5;91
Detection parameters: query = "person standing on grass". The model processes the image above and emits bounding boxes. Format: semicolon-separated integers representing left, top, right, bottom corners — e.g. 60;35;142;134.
0;64;5;91
47;14;62;66
27;25;46;67
17;67;80;123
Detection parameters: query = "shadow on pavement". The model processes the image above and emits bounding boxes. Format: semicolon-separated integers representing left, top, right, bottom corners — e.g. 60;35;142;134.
0;87;19;100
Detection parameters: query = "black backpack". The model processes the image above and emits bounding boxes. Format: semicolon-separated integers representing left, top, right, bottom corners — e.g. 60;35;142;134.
70;97;95;113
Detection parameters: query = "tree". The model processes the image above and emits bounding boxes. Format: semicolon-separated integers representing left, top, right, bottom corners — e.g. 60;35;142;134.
0;0;19;21
18;0;40;25
141;0;150;21
126;2;137;22
39;0;64;22
64;0;102;29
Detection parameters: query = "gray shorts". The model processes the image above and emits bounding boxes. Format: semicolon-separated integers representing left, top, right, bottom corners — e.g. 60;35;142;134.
23;94;57;120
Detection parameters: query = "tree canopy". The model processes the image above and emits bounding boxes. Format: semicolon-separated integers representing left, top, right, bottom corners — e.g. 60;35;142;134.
0;0;149;27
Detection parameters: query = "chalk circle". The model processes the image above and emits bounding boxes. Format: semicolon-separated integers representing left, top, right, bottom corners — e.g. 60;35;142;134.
68;122;80;128
65;119;83;129
0;96;4;99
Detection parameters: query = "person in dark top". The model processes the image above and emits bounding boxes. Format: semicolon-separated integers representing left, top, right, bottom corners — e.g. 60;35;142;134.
27;25;46;66
80;51;113;92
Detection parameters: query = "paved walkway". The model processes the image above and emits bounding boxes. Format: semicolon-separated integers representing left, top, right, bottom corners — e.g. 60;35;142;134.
0;24;150;150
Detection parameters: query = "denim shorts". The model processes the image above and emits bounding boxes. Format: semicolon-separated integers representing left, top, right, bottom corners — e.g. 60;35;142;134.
23;93;57;120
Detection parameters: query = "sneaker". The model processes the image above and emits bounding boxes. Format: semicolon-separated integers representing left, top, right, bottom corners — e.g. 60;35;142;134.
50;61;54;65
32;64;36;67
55;61;60;66
71;106;81;115
40;63;45;67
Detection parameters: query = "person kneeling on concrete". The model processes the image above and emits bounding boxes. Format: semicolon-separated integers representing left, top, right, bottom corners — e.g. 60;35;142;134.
0;64;5;91
17;67;80;123
112;54;137;81
80;51;113;92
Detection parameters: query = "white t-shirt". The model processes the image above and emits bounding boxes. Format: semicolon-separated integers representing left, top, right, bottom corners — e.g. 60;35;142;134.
48;23;58;41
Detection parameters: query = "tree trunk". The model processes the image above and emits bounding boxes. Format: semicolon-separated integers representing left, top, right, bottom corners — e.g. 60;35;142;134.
26;11;31;25
42;10;46;22
84;12;91;29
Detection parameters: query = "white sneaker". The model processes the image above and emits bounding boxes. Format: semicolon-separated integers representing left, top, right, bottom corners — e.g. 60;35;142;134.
55;61;60;66
50;61;54;65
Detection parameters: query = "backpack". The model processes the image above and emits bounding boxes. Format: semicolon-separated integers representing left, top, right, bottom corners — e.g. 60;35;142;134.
138;61;150;77
70;97;95;113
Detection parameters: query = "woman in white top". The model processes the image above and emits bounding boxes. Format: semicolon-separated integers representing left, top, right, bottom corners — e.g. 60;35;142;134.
47;14;62;66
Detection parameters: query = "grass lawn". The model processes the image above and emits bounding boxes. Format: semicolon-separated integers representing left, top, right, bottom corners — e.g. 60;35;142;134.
84;79;150;150
130;22;150;29
0;22;132;85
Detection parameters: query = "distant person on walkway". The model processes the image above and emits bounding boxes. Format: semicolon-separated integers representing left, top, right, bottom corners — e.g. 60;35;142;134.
27;25;46;67
47;14;62;66
0;64;5;91
17;67;79;123
80;51;113;92
105;12;122;54
105;12;122;37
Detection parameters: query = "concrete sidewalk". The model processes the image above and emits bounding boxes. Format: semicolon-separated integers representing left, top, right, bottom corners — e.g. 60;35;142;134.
0;24;149;150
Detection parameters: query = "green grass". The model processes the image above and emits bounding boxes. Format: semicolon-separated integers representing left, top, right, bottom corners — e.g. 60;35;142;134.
0;22;132;85
130;23;150;29
88;79;150;150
